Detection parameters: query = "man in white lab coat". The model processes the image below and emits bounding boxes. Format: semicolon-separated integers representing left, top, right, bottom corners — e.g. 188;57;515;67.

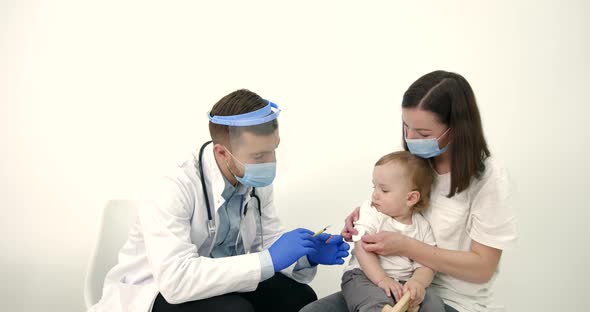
89;89;350;312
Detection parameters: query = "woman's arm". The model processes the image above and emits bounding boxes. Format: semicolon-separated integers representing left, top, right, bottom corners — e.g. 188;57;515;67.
361;232;502;284
341;207;360;242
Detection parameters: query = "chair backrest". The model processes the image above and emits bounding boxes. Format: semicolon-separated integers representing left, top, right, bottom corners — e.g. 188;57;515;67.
84;200;138;308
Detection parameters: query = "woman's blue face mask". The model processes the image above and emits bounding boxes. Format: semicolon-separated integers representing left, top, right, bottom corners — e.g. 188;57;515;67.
405;128;451;159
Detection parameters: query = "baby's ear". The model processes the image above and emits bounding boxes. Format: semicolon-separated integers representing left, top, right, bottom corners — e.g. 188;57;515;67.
406;191;421;208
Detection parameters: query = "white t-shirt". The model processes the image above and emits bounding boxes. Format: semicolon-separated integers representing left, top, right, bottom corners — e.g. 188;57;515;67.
424;157;517;312
345;200;437;282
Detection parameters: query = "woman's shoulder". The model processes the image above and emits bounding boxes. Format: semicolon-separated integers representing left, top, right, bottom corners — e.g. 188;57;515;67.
469;156;510;195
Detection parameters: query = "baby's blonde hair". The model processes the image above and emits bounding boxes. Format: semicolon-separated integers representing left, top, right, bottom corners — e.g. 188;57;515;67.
375;151;434;213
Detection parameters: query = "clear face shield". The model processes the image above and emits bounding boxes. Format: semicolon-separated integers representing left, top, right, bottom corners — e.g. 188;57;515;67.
208;100;281;188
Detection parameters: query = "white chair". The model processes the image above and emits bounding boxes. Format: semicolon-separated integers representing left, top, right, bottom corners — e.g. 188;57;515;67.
84;200;138;308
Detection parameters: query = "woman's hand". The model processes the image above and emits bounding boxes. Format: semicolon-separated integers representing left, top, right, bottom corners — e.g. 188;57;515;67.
377;276;404;302
403;279;426;308
361;231;408;256
340;206;360;242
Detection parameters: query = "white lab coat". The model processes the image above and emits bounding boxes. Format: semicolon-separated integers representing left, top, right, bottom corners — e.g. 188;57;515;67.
88;143;317;312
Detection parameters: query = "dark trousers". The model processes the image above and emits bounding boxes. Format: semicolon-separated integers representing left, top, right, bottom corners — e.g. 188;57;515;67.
152;273;317;312
341;269;446;312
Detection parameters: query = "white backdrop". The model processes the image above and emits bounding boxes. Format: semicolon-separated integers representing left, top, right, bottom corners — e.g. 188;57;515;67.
1;1;589;311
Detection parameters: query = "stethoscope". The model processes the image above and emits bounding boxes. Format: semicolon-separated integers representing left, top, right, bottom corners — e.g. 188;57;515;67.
197;141;263;252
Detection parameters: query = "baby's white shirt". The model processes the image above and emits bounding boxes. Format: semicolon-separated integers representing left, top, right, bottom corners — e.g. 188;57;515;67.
345;200;436;282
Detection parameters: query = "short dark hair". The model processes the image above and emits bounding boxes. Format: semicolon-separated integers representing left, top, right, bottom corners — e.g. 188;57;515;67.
208;89;278;145
402;70;490;197
375;151;434;213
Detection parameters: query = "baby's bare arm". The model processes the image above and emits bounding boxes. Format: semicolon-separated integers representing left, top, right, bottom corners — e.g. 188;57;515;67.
354;241;388;285
409;266;435;287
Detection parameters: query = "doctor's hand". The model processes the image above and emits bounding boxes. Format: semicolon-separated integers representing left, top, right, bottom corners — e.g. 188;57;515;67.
341;206;360;242
268;228;315;272
307;234;350;266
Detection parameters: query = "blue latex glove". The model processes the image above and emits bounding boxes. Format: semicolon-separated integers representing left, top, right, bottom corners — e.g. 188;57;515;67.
268;228;316;272
307;233;350;266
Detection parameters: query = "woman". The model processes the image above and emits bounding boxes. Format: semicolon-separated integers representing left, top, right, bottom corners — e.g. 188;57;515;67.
301;71;517;312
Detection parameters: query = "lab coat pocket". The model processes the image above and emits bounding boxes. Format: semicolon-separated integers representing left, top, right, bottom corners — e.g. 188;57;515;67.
117;280;158;312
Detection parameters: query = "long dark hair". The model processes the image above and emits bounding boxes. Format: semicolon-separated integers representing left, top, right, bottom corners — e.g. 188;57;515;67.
402;70;490;197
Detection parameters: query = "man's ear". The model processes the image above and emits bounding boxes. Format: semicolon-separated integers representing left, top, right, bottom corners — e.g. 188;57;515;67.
406;190;421;207
213;143;230;161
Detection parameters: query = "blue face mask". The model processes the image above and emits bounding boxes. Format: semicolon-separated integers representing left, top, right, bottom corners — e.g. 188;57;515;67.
235;162;276;187
405;128;451;159
226;149;277;187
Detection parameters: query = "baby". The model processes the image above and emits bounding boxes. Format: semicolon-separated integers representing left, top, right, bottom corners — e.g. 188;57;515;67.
341;151;440;312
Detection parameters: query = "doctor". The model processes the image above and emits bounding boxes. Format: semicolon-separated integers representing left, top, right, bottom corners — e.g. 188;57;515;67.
89;89;350;312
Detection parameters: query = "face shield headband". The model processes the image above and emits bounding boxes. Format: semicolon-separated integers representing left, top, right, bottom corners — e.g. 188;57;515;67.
208;100;281;126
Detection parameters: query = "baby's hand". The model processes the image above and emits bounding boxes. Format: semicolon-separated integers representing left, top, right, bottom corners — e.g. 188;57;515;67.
403;279;426;308
377;277;403;302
